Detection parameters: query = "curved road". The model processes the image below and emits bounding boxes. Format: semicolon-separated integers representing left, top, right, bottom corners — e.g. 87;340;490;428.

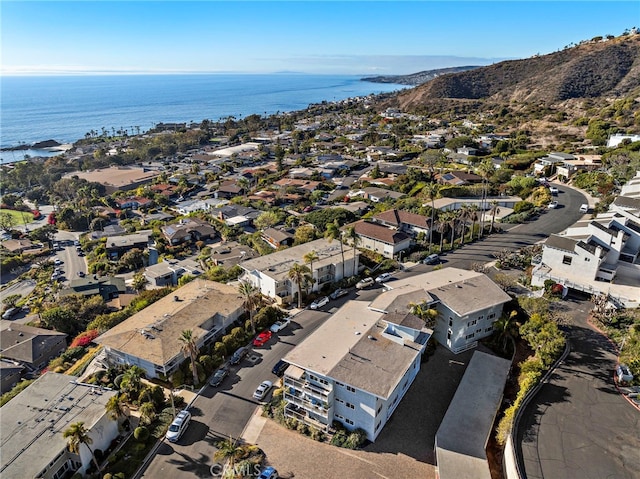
517;298;640;479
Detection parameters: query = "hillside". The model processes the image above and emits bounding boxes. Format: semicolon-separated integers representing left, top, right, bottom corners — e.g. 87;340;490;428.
382;34;640;118
361;66;480;86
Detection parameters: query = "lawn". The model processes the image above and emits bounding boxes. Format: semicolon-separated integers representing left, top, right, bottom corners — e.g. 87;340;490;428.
0;208;34;226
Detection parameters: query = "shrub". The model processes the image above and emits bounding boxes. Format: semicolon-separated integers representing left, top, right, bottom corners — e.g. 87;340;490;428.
70;329;100;348
343;428;368;449
134;426;150;442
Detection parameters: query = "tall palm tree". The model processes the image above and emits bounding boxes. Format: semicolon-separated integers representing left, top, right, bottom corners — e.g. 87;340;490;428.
238;281;261;334
477;159;496;237
447;211;458;251
422;182;440;253
214;436;245;472
458;205;471;245
63;421;101;473
343;225;360;276
469;205;479;241
489;200;501;233
325;220;346;279
436;213;447;253
303;250;319;292
287;263;311;308
179;329;200;387
120;365;145;401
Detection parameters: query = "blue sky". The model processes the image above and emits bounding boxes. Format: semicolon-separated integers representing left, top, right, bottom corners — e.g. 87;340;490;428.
2;1;638;75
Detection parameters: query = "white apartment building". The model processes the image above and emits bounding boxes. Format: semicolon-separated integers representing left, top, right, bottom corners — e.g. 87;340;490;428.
532;175;640;308
1;372;119;479
238;238;358;303
281;268;510;440
283;300;430;442
377;268;512;353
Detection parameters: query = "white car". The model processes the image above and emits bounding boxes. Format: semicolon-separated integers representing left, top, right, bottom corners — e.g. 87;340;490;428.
355;277;375;289
548;200;559;209
253;380;273;400
166;409;191;443
375;272;392;283
270;317;291;333
549;186;559;195
310;296;329;310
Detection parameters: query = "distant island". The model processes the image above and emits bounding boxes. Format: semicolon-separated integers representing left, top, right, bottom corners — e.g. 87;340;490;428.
1;139;62;152
362;65;480;86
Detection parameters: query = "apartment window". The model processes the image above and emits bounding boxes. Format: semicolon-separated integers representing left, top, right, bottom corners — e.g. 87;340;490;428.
377;405;382;414
335;382;344;387
584;257;590;262
562;255;572;265
375;421;382;431
336;414;345;421
449;318;453;327
466;333;475;340
478;315;484;320
345;418;354;426
346;402;355;409
346;385;356;393
488;313;496;320
476;328;482;333
485;326;493;333
336;398;344;404
447;329;452;340
468;320;477;327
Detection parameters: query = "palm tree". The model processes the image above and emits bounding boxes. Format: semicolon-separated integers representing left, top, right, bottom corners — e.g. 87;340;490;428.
214;436;245;472
489;200;501;233
343;225;360;276
422;182;440;252
325;220;346;279
477;159;496;237
120;365;145;401
105;393;128;422
435;213;447;253
179;329;200;387
446;211;458;251
238;280;261;334
303;250;319;292
469;205;479;241
63;421;101;473
458;205;470;245
410;302;439;328
287;263;311;308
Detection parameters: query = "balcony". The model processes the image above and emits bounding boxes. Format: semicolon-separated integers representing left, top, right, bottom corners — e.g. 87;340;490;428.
284;377;333;401
284;390;330;418
284;403;329;430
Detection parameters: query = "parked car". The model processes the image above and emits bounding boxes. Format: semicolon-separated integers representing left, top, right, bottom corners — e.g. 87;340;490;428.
375;272;392;283
54;258;62;266
616;364;634;383
229;346;250;365
165;409;191;443
356;277;375;289
272;359;289;377
310;296;329;310
258;466;278;479
253;380;273;400
423;253;440;265
330;288;348;300
253;330;273;347
77;271;86;277
209;366;229;387
73;240;80;247
580;204;589;213
2;307;19;320
548;200;559;209
549;186;559;195
270;317;291;333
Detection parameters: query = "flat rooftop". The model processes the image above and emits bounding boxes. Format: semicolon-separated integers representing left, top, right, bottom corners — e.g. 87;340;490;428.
435;351;511;479
0;372;117;479
284;301;426;398
383;268;511;317
66;166;160;188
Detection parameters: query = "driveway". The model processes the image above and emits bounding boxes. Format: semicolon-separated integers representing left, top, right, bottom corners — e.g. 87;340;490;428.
517;295;640;479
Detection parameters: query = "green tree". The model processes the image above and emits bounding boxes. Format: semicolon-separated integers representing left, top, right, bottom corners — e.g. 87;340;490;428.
179;329;200;387
325;220;346;279
254;211;281;230
477;158;496;237
288;263;311;308
293;224;316;245
343;226;360;276
105;394;128;422
214;436;245;471
63;422;101;473
120;366;145;401
303;250;319;292
41;307;78;335
489;200;501;233
139;401;156;425
131;273;148;293
238;281;261;334
422;182;440;252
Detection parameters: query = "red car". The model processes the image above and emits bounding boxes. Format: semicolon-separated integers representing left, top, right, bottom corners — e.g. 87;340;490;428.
253;330;272;347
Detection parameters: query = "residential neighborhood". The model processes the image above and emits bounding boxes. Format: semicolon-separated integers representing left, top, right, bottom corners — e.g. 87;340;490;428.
1;82;639;479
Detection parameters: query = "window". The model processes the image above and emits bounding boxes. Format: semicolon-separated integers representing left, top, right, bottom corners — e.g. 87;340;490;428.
448;318;453;327
377;405;382;414
336;414;345;421
468;320;477;327
476;328;482;333
447;329;452;340
375;420;382;431
466;333;475;340
335;382;344;387
336;398;344;404
478;315;484;320
562;255;572;265
485;326;493;333
345;418;354;426
584;257;590;262
346;385;356;393
488;313;496;320
346;402;355;409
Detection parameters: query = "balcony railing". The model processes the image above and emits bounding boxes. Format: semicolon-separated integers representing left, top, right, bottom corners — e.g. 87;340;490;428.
284;377;333;400
284;392;330;417
284;404;329;430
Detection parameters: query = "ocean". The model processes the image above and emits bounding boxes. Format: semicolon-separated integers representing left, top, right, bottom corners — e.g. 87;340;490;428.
0;74;408;163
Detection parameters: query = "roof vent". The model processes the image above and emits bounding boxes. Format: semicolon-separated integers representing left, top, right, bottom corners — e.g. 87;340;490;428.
355;331;361;335
367;335;376;340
